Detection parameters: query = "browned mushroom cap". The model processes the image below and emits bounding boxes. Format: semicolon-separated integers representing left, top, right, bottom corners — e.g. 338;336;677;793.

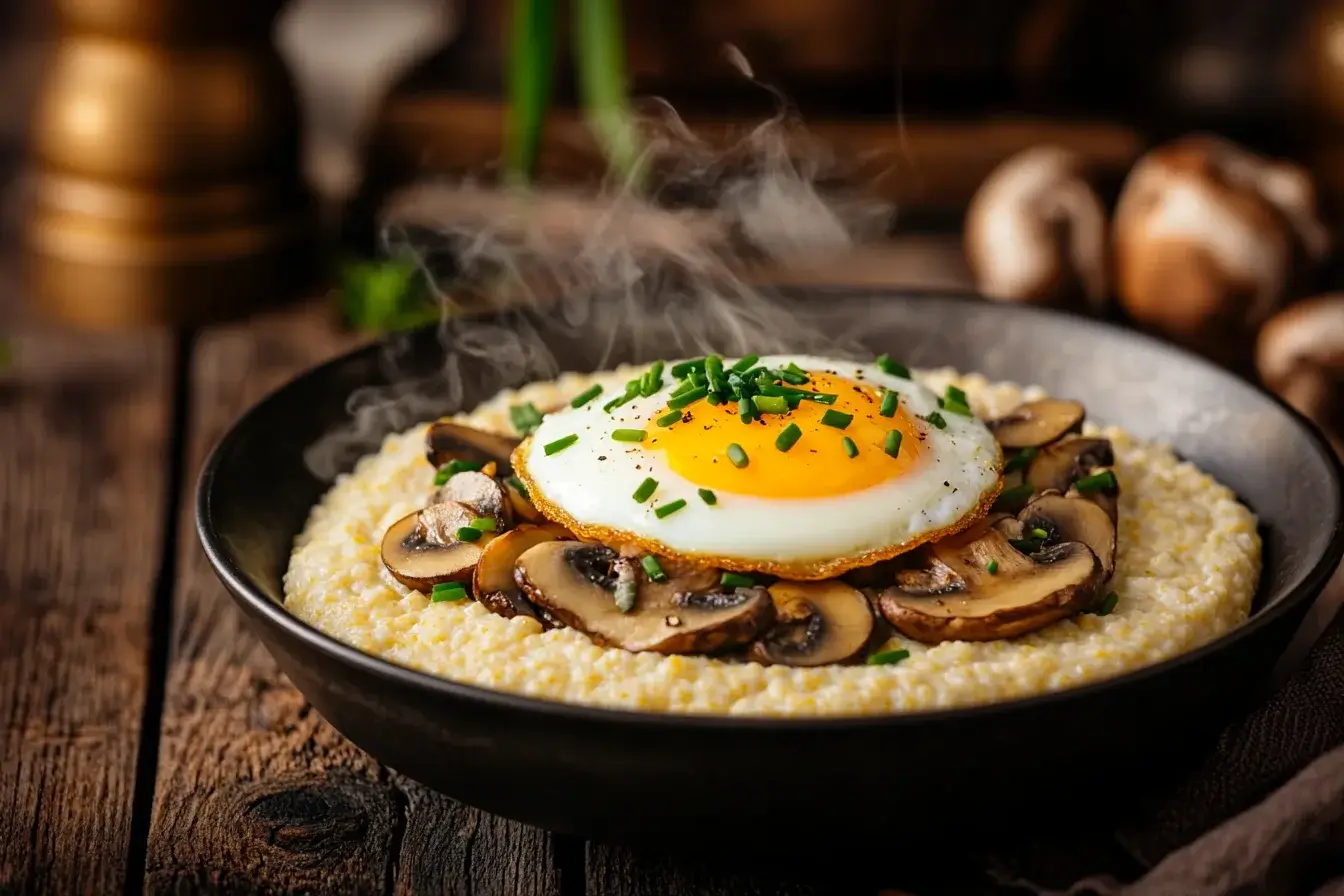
434;470;512;530
504;477;543;522
877;526;1103;643
425;420;521;473
1025;437;1114;494
988;399;1085;449
1256;294;1344;455
514;542;774;654
749;581;875;667
472;525;565;622
1018;493;1117;577
381;509;486;591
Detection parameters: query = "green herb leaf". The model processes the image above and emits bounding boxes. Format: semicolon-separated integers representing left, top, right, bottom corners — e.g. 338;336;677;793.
571;383;604;408
1074;470;1119;494
656;410;683;427
543;434;579;455
1093;592;1120;616
574;0;642;182
632;477;658;503
697;488;717;505
876;354;911;379
727;443;749;468
456;526;484;542
775;423;803;452
654;498;687;519
879;390;899;418
821;409;853;430
842;436;859;458
867;649;911;666
1003;447;1039;475
612;428;646;442
993;483;1035;512
884;430;903;458
721;571;756;589
641;555;668;583
510;402;545;435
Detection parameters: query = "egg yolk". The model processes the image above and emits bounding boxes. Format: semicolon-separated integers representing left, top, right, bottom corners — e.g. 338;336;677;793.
650;371;925;499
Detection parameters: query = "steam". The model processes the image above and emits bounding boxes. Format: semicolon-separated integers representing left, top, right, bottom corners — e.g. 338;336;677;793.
304;61;897;481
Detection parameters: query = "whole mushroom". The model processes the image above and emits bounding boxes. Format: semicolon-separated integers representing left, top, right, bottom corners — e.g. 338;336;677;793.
1256;294;1344;455
1113;135;1328;362
964;146;1109;310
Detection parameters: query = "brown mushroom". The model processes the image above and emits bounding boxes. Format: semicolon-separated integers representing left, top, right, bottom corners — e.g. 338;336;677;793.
380;507;486;591
988;398;1086;449
1113;135;1328;363
472;525;565;622
877;525;1103;643
514;542;774;654
750;581;875;667
1025;436;1114;494
964;146;1109;310
434;470;512;530
1256;294;1344;456
425;420;520;473
1018;493;1116;577
504;476;543;522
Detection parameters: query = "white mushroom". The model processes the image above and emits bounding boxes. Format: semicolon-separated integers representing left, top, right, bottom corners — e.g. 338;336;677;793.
1113;135;1328;361
964;146;1109;310
1256;294;1344;455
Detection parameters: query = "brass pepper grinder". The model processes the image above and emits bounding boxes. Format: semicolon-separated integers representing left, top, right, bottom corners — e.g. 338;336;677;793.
25;0;315;329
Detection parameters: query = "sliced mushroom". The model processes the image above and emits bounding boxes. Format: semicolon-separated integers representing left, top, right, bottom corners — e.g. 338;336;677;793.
1025;436;1114;494
381;510;485;591
504;477;543;522
877;526;1103;643
433;471;512;530
514;542;774;654
1018;493;1117;577
425;420;520;473
988;399;1086;449
750;581;875;667
1065;465;1119;523
472;525;564;622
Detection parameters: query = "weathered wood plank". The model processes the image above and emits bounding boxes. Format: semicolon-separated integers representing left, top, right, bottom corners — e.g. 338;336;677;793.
144;301;560;896
0;258;174;894
585;844;844;896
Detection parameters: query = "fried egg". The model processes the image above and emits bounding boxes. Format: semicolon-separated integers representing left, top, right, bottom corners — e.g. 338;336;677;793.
512;354;1003;579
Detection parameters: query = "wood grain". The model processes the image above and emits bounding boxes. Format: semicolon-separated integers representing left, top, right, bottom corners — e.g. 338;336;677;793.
142;301;562;895
0;260;174;894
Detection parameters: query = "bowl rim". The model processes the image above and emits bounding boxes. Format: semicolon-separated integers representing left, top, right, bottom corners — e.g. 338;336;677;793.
196;290;1344;730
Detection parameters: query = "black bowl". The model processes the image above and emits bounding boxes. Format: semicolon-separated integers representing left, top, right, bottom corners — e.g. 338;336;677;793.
197;289;1344;847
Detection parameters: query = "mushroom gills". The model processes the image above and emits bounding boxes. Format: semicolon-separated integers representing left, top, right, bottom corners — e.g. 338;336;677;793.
381;510;485;591
426;420;521;473
1019;493;1117;577
750;581;875;667
988;399;1086;449
514;542;774;653
473;525;565;622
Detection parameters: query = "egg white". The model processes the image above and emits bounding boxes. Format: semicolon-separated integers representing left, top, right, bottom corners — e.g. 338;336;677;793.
513;354;1003;577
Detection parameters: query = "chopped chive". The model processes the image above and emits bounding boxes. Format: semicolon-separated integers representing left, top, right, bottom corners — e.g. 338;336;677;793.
667;386;707;409
671;378;698;398
571;384;604;408
867;648;911;666
654;499;687;519
946;385;968;405
434;468;451;487
1003;446;1039;475
632;477;658;503
876;355;911;379
612;428;646;443
739;395;755;423
921;411;947;429
543;434;579;455
614;579;638;613
778;368;809;385
689;370;707;388
879;390;899;418
603;381;641;412
639;361;665;397
506;475;529;499
754;395;789;415
671;358;705;377
704;355;728;394
731;354;760;373
721;571;756;589
697;488;717;505
707;393;725;406
456;526;484;542
656;409;682;427
1074;470;1119;494
1031;527;1049;540
641;555;668;583
434;458;483;485
944;399;973;417
1093;592;1119;616
785;362;809;379
821;409;853;430
727;443;749;468
809;393;839;405
992;483;1035;512
431;582;468;602
884;430;903;458
470;516;497;532
785;394;804;409
775;423;803;452
509;402;544;435
987;559;999;575
842;436;859;458
1010;537;1045;554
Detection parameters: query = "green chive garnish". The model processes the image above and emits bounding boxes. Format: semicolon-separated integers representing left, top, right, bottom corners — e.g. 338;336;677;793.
992;483;1035;512
671;358;705;377
731;354;760;373
775;423;803;452
509;402;544;435
698;488;717;505
571;384;604;408
456;526;484;542
615;580;638;613
721;571;756;589
876;355;911;379
739;394;755;423
1074;470;1119;494
922;411;947;429
612;428;646;442
884;430;903;458
667;386;707;409
821;409;853;430
431;582;468;602
1094;592;1119;616
727;443;749;468
704;355;728;394
879;390;899;418
654;499;687;519
603;380;641;412
656;410;682;427
987;559;999;575
785;362;809;379
632;477;658;503
506;475;529;499
944;399;973;417
434;458;483;485
754;395;789;415
946;385;968;406
1003;446;1039;475
642;555;668;583
639;361;665;397
470;516;497;532
842;436;859;458
1031;527;1049;540
1010;537;1044;554
867;649;911;666
779;368;809;386
543;434;579;455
